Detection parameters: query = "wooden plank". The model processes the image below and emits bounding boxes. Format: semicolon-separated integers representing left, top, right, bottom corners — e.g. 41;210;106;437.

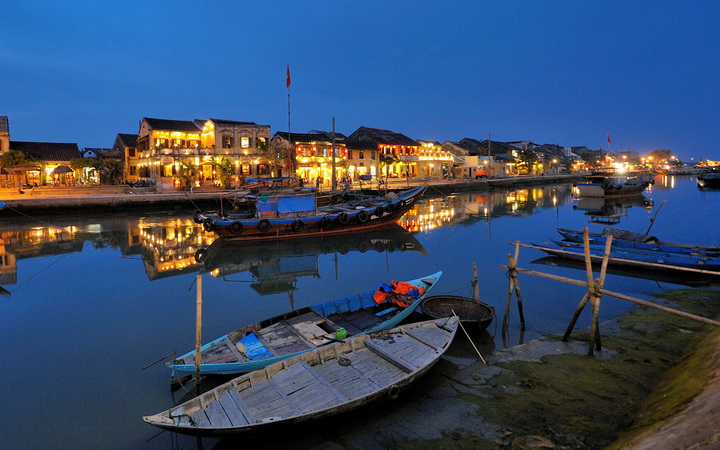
405;328;444;350
189;410;211;428
226;387;257;424
223;337;247;362
204;399;233;428
217;390;250;426
365;340;416;373
267;378;304;415
300;361;350;402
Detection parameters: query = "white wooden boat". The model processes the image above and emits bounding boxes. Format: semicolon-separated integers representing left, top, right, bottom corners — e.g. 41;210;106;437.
144;316;459;437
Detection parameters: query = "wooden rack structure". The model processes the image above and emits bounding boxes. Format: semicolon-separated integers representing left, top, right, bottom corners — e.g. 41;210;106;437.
503;228;720;356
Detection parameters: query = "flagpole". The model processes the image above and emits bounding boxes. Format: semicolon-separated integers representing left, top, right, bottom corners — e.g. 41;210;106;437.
287;65;292;178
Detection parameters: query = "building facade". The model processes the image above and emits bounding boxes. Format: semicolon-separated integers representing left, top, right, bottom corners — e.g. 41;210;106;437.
136;117;272;190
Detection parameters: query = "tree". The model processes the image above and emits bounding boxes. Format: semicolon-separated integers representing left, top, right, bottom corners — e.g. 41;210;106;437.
98;159;124;185
515;150;539;174
177;160;199;190
1;150;38;168
211;157;235;189
69;158;100;183
379;153;400;183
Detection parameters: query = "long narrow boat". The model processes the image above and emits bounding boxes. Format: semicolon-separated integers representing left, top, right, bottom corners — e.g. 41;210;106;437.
532;241;720;272
168;271;442;376
550;239;720;262
145;316;459;437
194;185;426;242
573;173;653;198
556;227;720;256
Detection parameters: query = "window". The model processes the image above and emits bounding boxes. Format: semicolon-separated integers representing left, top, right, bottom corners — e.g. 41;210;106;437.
359;151;364;159
128;148;136;157
371;151;376;160
129;166;137;175
257;137;267;151
222;136;233;148
155;138;168;148
241;137;250;148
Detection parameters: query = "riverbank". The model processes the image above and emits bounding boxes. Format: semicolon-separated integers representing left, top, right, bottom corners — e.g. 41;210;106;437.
0;174;583;215
215;288;720;449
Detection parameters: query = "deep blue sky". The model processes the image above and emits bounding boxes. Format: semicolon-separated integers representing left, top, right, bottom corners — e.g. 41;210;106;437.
3;1;719;162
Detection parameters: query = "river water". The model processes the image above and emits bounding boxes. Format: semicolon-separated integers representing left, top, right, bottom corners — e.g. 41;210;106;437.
1;174;718;449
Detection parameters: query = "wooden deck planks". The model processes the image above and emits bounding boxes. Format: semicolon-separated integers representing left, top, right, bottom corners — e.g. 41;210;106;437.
257;321;313;356
365;339;417;373
204;399;233;428
217;390;250;426
226;388;257;424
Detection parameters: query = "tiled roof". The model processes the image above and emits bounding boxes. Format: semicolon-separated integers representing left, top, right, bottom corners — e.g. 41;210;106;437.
10;141;81;162
208;118;258;126
0;116;8;133
117;133;138;147
143;117;201;132
348;126;417;147
274;131;347;144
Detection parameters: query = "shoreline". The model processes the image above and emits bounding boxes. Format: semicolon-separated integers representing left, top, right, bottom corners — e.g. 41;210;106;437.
0;174;584;215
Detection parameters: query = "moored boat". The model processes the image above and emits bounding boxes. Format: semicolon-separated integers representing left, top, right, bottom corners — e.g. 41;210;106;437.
697;170;720;189
194;185;426;242
167;271;442;376
573;171;653;198
144;316;459;437
556;227;720;255
420;295;495;332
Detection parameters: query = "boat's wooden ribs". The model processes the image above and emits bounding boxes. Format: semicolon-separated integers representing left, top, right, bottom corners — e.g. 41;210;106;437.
364;340;416;373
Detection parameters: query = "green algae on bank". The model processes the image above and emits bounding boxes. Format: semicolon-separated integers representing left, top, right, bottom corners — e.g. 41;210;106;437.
426;288;720;449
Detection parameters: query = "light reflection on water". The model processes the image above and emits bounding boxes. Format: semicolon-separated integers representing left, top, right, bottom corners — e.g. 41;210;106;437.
1;175;718;448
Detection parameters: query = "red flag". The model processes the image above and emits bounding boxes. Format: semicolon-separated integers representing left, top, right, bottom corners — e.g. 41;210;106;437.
607;132;611;144
286;65;291;88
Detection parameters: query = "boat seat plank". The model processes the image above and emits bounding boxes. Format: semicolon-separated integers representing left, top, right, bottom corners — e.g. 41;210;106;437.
226;387;257;424
364;340;416;373
300;361;350;403
257;322;313;356
189;410;212;428
204;398;233;428
405;327;448;350
267;378;304;415
217;390;250;426
223;337;247;362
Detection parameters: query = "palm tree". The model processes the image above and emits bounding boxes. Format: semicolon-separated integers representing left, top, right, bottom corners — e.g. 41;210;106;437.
177;160;199;190
379;153;401;185
99;159;123;185
211;157;235;189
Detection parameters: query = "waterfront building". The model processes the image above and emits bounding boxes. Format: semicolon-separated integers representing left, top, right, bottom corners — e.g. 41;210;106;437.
347;126;419;178
271;131;349;187
113;133;139;183
415;140;455;179
443;138;510;178
7;141;81;186
136;117;272;190
0;116;9;155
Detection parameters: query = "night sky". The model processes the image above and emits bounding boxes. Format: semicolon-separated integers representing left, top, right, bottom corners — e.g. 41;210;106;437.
3;1;718;162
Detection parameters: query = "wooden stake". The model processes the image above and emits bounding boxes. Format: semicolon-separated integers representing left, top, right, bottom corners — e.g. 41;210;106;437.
473;262;480;302
502;242;526;332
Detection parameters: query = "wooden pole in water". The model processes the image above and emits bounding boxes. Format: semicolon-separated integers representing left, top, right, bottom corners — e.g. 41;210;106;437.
502;241;526;332
195;274;203;385
473;262;480;302
587;234;612;355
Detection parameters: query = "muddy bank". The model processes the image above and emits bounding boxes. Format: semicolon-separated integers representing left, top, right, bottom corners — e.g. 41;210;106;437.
209;288;720;449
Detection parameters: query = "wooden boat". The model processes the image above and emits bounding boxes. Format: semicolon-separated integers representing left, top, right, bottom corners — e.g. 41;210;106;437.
420;295;495;332
556;227;720;255
550;239;720;262
532;241;720;272
573;172;653;198
697;170;720;189
167;271;442;376
194;185;426;242
145;316;459;437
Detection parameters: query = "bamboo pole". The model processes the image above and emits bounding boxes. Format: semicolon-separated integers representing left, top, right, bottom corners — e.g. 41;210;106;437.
473;262;480;302
587;234;612;354
502;242;526;332
195;274;203;385
452;309;486;365
500;266;720;327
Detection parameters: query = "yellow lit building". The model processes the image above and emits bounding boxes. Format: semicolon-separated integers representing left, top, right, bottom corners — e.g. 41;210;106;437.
137;117;272;190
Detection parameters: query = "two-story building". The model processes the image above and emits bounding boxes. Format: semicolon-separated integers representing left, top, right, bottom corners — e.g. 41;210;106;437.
113;134;139;183
416;140;454;179
136;117;272;190
271;131;348;187
347;126;419;179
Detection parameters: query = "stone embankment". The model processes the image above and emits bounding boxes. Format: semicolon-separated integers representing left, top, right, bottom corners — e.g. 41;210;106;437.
0;174;583;215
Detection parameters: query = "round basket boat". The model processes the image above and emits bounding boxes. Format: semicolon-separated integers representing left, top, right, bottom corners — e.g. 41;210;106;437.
420;295;495;332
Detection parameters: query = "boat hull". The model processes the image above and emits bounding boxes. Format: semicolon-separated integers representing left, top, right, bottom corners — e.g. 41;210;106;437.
145;317;459;437
198;186;426;242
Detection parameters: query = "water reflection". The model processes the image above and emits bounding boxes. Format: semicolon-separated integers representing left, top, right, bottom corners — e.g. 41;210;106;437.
572;194;654;224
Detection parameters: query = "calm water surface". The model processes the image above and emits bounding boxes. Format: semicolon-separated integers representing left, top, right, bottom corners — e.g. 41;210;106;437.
1;175;718;449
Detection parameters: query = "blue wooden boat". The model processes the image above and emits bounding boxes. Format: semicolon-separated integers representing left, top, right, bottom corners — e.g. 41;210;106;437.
556;227;720;256
533;241;720;272
168;271;442;376
194;186;426;242
550;240;720;262
146;317;459;437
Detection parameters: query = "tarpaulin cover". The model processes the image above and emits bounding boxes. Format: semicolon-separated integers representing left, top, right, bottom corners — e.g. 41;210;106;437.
257;199;278;214
238;333;273;360
277;195;315;213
